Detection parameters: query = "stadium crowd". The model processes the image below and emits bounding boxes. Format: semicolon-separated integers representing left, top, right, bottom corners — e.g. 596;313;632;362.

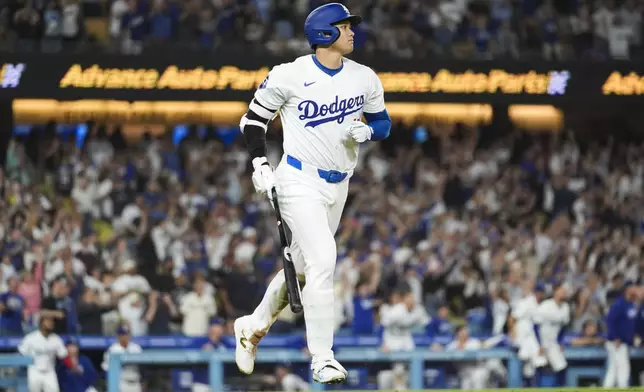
0;0;642;59
1;117;644;391
0;120;640;341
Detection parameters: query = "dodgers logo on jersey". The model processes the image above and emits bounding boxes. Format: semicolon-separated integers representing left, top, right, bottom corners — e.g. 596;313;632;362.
298;95;365;128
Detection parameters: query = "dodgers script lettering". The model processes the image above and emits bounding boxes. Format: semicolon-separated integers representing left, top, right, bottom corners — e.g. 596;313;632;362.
298;95;365;128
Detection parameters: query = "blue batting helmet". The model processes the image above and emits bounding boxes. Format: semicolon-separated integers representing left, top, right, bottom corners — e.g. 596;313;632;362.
304;3;362;48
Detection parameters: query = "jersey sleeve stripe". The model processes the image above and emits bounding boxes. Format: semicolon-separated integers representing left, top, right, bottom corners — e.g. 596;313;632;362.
246;109;272;124
245;119;268;131
249;99;275;120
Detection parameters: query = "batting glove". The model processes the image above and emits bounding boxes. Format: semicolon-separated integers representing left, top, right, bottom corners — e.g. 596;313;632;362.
347;120;373;143
251;157;276;198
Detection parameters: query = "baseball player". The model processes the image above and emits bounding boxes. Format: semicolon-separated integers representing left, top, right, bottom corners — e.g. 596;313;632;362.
535;284;570;385
101;324;143;392
234;2;390;384
603;282;639;388
18;316;80;392
192;321;228;392
56;338;99;392
445;326;500;390
511;279;547;384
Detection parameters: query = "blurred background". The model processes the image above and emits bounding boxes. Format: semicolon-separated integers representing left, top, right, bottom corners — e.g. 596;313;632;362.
1;0;644;391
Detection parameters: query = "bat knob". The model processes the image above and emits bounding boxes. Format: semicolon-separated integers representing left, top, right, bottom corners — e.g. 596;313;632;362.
291;303;303;314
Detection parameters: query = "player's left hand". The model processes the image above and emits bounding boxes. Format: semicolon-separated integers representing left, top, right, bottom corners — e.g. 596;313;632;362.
346;120;373;143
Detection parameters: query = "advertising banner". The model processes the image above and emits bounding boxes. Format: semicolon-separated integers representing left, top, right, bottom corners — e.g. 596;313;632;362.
1;52;642;106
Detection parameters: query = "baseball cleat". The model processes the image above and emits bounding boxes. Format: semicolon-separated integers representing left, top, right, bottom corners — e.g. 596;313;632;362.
312;359;348;384
234;316;259;375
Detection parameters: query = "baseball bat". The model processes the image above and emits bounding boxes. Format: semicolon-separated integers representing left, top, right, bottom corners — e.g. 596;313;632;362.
271;187;303;314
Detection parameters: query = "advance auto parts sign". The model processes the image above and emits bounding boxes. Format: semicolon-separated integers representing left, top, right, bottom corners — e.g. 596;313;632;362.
57;64;570;96
379;69;570;95
59;65;271;90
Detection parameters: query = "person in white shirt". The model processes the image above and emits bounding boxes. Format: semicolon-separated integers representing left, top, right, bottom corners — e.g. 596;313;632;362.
18;316;79;392
535;284;571;383
512;280;548;380
380;288;430;352
377;288;429;391
60;0;80;41
607;15;633;59
45;247;86;283
71;176;97;217
102;324;143;392
276;364;310;391
233;2;391;384
180;277;216;336
110;260;151;336
444;326;505;390
114;196;144;233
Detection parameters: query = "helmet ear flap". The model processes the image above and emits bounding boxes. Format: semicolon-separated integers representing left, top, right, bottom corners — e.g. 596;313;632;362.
313;25;340;47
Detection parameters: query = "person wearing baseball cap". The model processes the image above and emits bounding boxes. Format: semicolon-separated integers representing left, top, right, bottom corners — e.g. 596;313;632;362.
101;323;144;392
603;281;639;388
57;337;99;392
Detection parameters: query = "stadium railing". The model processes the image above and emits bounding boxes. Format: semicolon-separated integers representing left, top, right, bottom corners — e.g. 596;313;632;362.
2;335;644;391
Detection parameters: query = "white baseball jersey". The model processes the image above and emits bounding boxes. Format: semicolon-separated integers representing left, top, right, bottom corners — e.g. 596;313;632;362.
102;342;143;383
511;293;540;343
535;298;570;371
18;330;67;372
254;54;386;172
380;303;430;351
535;298;570;347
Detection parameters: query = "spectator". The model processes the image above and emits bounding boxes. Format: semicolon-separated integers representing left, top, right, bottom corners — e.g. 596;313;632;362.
148;0;173;45
571;320;604;347
40;278;75;335
180;276;216;336
592;0;616;46
0;276;24;335
110;259;151;336
12;4;42;51
109;0;129;50
121;0;147;55
18;268;42;326
426;305;455;338
220;257;261;319
607;15;633;60
60;0;81;49
41;0;62;52
350;278;379;336
145;290;178;335
77;287;113;335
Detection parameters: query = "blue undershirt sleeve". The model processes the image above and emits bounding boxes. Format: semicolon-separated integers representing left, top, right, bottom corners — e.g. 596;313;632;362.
363;109;391;141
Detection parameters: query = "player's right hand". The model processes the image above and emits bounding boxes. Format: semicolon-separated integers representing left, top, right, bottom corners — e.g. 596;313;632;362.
251;157;276;198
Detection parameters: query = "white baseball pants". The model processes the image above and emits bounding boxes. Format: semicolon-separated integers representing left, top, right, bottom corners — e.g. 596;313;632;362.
249;156;349;364
192;383;211;392
459;366;490;390
603;341;630;387
27;368;59;392
119;380;142;392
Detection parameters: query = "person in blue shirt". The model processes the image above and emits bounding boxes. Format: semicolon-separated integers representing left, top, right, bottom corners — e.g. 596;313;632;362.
603;282;640;388
352;280;379;335
0;276;24;335
56;338;99;392
192;319;229;392
426;305;454;338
